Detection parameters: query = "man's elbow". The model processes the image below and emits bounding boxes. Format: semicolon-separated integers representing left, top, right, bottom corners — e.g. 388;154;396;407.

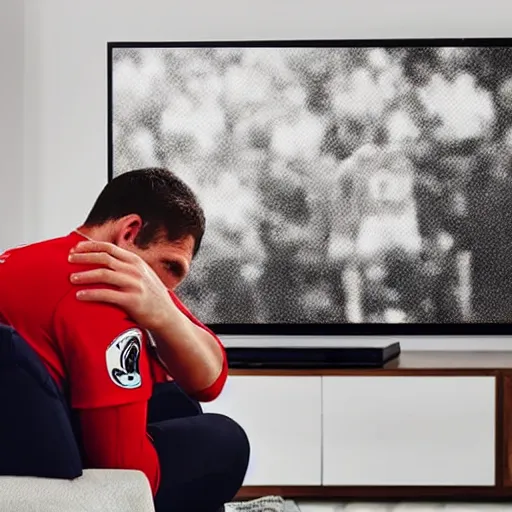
191;365;228;402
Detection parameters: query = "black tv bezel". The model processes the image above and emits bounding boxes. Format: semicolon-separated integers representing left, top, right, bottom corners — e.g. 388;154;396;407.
107;38;512;336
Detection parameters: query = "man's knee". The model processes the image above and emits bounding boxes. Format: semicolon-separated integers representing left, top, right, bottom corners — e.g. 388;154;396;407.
151;413;250;512
204;413;250;477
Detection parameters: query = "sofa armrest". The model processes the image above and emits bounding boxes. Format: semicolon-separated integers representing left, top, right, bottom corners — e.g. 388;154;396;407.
0;469;155;512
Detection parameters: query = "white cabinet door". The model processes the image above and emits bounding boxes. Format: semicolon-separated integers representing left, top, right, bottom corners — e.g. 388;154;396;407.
322;376;496;486
203;375;322;486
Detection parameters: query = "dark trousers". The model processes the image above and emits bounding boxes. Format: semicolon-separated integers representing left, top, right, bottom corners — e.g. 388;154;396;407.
147;382;250;512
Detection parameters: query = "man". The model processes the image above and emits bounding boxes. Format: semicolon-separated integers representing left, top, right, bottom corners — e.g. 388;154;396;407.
0;168;250;512
328;131;423;323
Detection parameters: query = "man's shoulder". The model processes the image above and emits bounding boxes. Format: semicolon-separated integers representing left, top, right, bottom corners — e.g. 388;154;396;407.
2;232;81;262
0;232;85;302
0;232;96;342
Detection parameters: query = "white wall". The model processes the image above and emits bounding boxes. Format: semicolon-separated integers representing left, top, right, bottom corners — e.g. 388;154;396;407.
0;0;25;249
5;0;512;348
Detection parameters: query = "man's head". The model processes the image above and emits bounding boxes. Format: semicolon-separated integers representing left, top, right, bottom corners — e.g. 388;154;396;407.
82;168;205;290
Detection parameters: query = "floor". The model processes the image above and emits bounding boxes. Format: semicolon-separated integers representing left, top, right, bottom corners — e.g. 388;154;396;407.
294;504;512;512
228;497;512;512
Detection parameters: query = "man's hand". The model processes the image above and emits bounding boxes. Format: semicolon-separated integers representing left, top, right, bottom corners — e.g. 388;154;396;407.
68;241;173;331
68;240;225;398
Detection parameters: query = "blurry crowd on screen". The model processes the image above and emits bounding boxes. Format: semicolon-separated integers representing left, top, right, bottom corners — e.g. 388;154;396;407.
112;46;512;325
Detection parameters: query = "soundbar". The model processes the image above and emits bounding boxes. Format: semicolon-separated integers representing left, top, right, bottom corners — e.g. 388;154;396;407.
226;342;401;369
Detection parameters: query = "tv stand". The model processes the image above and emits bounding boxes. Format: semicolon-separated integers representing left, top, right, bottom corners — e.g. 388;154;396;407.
203;351;512;500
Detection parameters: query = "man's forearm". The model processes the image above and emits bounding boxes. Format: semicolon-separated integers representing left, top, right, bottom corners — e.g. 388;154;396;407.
150;303;224;395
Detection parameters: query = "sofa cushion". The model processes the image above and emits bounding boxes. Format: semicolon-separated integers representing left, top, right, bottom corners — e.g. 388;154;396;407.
0;324;82;479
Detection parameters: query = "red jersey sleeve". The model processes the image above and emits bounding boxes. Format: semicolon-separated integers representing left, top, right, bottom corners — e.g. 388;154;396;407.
78;403;160;495
52;290;153;410
169;292;228;402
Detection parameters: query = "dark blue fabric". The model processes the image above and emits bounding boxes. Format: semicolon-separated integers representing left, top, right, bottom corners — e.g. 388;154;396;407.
147;382;249;512
0;324;83;479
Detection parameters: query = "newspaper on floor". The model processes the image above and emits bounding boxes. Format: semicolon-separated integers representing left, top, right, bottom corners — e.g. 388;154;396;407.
225;496;301;512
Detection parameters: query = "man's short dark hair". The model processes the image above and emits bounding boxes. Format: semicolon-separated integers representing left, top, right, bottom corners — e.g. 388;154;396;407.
84;168;205;256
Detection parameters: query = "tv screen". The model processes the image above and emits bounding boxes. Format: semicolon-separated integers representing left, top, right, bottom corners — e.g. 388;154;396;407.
108;39;512;336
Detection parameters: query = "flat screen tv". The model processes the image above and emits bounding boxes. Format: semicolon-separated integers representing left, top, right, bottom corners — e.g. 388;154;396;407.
108;38;512;336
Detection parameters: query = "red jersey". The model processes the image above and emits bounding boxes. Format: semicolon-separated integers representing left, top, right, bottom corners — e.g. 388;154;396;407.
0;231;227;494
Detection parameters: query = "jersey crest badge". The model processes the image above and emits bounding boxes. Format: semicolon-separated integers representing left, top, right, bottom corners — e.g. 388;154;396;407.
105;328;143;389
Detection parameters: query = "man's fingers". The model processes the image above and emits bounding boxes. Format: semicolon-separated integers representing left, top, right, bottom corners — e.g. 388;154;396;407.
71;241;137;263
70;267;136;289
75;287;128;306
68;251;127;270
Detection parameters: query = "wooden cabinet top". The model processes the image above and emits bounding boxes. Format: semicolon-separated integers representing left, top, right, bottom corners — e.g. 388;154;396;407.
228;351;512;376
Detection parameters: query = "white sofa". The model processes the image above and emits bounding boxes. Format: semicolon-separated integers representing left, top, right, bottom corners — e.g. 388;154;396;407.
0;469;155;512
